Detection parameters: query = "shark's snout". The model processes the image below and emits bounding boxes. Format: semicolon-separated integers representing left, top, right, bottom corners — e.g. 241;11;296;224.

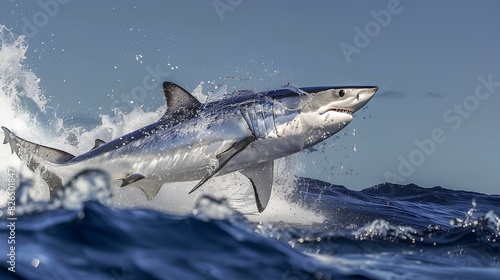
350;86;378;113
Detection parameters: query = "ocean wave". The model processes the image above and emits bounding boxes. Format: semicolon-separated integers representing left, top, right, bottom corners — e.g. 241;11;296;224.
1;171;499;279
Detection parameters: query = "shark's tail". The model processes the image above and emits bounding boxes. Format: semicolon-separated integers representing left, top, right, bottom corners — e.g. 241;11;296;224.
2;126;75;197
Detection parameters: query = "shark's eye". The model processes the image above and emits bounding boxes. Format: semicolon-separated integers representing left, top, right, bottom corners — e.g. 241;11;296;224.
339;90;345;97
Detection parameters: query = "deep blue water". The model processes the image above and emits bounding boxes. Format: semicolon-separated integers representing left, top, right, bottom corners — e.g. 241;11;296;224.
1;171;499;280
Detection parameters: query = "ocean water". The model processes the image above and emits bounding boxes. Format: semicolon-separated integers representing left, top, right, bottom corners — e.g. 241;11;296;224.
0;172;499;280
1;26;500;280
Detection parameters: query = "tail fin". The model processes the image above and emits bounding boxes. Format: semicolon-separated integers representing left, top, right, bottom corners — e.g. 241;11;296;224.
2;126;75;196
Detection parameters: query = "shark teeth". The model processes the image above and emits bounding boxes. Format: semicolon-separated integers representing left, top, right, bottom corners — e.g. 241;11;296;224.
318;108;353;115
332;109;353;115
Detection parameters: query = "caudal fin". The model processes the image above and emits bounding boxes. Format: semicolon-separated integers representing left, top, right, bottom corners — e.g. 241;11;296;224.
2;126;75;196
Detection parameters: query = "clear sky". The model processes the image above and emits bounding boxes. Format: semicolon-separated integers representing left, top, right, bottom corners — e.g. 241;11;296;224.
1;0;499;194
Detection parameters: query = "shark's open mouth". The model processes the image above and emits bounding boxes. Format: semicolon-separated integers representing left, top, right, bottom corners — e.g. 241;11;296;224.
329;108;353;115
318;108;353;115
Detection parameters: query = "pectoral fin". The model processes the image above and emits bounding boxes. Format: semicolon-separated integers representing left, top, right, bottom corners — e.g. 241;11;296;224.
189;136;255;194
240;161;274;213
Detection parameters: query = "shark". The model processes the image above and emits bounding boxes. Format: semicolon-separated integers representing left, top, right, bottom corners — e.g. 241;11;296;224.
2;82;377;212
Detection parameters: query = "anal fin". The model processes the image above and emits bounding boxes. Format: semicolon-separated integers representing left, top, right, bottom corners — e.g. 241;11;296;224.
240;161;274;213
136;184;163;201
119;173;162;200
189;136;255;194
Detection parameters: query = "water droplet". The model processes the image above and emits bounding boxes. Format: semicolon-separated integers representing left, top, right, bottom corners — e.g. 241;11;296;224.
77;211;85;219
31;258;40;268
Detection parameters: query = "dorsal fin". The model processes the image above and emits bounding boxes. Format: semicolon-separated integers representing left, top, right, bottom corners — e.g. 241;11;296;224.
163;82;201;109
91;139;106;150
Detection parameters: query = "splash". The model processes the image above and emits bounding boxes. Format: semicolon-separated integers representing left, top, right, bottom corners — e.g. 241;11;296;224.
0;26;322;224
0;25;46;112
1;169;113;217
0;25;50;206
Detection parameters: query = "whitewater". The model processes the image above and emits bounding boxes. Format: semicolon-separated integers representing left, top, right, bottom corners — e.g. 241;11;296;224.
0;26;499;280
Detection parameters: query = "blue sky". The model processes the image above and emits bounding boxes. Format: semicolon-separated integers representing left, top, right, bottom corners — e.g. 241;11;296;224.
1;0;499;194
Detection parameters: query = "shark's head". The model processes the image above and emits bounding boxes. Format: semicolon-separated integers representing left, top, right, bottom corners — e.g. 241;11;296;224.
279;86;378;147
300;86;378;121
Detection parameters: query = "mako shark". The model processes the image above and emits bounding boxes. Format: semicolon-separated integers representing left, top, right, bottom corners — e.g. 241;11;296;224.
2;82;377;212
